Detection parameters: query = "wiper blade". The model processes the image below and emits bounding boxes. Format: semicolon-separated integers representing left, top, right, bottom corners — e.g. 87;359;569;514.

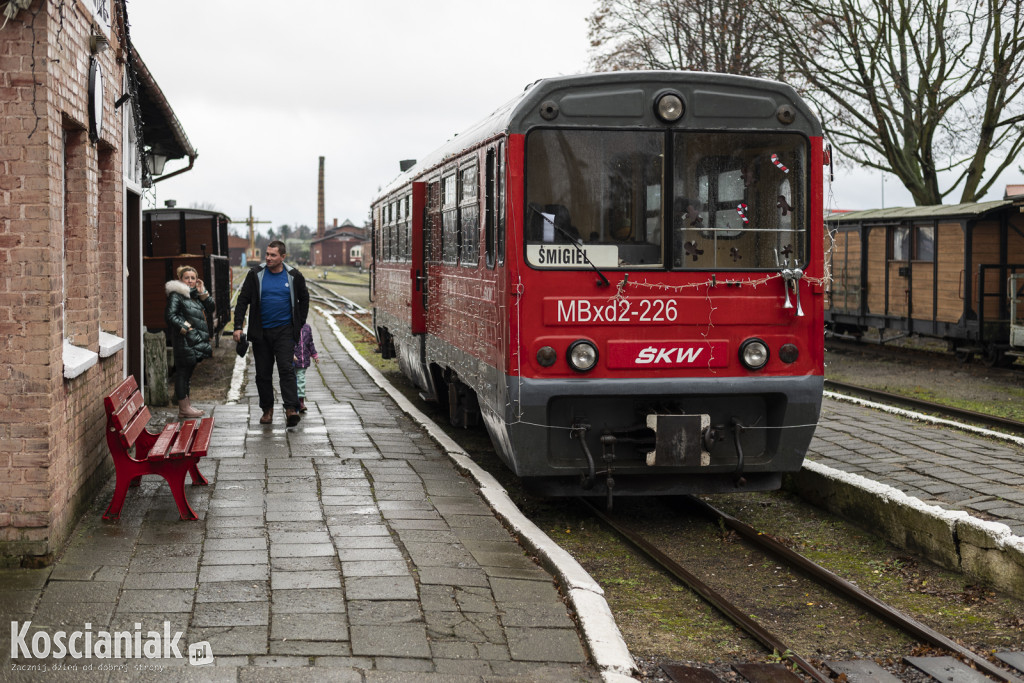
529;205;610;287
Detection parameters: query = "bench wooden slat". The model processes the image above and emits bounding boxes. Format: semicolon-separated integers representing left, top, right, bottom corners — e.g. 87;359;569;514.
148;423;179;461
119;405;155;451
169;420;198;458
110;390;146;433
189;417;215;457
103;376;139;414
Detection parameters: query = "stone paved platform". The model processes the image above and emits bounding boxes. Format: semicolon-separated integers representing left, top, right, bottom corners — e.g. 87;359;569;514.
810;398;1024;536
0;312;613;681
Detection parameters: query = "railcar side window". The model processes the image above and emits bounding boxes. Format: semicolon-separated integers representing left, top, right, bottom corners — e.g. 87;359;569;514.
441;174;458;265
485;148;495;268
459;164;479;267
525;129;664;270
497;141;506;266
383;203;392;262
674;132;808;269
403;194;412;261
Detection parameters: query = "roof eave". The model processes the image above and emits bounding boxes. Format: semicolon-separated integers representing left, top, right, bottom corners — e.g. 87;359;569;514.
133;46;196;161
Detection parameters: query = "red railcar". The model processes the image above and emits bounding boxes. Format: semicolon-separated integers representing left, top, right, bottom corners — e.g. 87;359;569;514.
372;72;825;500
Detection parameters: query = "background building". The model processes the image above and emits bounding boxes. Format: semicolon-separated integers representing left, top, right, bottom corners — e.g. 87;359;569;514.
311;219;367;267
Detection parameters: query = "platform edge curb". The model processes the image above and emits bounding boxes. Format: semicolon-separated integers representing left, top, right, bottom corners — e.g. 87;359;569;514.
794;459;1024;600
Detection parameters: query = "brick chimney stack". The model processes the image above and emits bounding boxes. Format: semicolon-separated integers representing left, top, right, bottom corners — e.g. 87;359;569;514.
317;156;325;239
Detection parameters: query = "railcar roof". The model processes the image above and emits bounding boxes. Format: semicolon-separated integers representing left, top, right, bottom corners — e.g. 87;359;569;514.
829;199;1014;223
375;71;818;202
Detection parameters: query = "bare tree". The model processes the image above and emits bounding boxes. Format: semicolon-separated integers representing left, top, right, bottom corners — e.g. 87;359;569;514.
587;0;780;76
767;0;1024;205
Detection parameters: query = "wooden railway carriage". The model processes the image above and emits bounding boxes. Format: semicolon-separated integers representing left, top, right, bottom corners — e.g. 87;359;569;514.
826;194;1024;366
142;208;232;343
372;72;826;499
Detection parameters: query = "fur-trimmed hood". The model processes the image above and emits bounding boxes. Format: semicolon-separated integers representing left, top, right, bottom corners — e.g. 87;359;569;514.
165;280;194;298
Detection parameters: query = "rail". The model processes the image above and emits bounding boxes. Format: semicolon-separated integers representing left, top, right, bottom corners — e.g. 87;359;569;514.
307;281;375;337
578;498;832;683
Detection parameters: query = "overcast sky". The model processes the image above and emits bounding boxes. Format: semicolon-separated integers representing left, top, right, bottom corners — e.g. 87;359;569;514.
127;2;1020;236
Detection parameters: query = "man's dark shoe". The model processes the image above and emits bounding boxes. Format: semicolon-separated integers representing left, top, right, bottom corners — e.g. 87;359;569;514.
286;409;301;427
259;408;273;424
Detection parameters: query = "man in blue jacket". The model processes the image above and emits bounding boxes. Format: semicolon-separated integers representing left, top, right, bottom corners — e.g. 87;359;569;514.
233;241;310;426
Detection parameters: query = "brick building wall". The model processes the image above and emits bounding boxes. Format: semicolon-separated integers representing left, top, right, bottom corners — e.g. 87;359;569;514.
0;0;126;564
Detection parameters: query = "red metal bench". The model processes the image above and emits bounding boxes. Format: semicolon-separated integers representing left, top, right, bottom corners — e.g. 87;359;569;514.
102;376;213;521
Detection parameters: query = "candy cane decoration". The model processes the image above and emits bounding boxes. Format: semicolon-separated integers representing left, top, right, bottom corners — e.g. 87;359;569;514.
736;203;749;225
771;153;789;173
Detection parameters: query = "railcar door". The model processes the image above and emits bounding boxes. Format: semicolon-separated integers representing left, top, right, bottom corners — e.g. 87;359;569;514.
411;182;427;333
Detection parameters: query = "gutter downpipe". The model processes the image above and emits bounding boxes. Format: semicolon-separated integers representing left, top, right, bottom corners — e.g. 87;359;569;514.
152;153;197;184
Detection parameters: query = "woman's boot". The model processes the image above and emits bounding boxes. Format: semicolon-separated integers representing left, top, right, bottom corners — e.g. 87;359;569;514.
178;397;204;418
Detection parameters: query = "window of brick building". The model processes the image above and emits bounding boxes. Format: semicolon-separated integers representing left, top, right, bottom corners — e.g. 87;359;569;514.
61;125;98;378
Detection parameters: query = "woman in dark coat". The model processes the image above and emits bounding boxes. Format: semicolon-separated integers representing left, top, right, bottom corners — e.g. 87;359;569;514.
165;265;215;418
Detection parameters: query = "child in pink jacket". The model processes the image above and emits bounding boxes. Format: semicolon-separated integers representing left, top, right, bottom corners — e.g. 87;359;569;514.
292;323;319;412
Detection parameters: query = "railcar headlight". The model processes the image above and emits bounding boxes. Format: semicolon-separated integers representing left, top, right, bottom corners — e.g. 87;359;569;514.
655;92;685;122
536;346;557;367
739;338;769;370
567;340;599;372
779;343;799;364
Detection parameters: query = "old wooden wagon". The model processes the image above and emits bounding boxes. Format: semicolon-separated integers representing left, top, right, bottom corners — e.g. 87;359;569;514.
826;191;1024;366
142;207;232;342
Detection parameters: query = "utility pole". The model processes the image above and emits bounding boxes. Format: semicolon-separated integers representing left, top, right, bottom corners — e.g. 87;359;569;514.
233;205;271;263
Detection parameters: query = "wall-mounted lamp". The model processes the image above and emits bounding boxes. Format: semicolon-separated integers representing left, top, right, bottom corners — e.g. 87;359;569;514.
90;32;110;54
147;153;168;176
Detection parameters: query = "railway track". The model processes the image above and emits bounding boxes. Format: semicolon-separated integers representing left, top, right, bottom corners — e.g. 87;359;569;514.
308;280;375;336
823;379;1024;437
579;496;1024;682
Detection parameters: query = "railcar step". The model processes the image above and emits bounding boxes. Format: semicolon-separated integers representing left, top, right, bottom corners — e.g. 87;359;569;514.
904;655;992;682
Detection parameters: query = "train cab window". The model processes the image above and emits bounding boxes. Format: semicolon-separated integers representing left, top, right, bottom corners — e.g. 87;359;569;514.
441;173;459;265
525;129;664;270
673;132;808;269
778;178;793;233
459;164;479;267
525;129;807;271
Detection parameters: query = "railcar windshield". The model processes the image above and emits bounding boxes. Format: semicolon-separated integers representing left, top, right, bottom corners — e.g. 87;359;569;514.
524;129;809;270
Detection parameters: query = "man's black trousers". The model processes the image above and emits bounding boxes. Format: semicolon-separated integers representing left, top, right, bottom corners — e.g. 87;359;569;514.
252;324;299;411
